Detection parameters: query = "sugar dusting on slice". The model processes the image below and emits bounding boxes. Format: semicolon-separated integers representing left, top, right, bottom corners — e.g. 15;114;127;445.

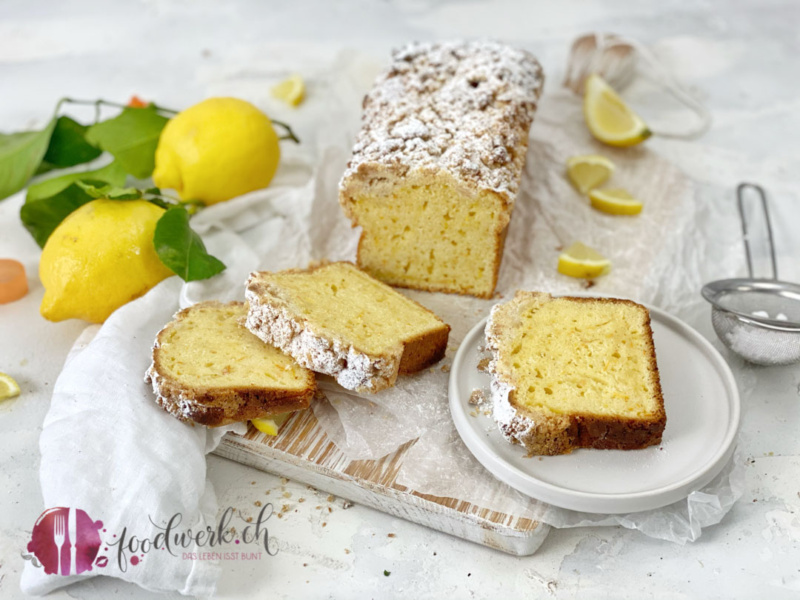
485;303;536;443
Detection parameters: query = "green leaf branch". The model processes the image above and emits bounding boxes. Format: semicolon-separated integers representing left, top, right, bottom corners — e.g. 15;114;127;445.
58;97;179;117
271;119;300;143
4;95;300;282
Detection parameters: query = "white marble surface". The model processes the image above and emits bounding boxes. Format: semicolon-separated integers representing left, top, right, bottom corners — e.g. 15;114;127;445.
1;0;799;598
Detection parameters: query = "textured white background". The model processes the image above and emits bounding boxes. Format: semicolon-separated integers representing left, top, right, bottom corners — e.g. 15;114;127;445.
1;0;799;598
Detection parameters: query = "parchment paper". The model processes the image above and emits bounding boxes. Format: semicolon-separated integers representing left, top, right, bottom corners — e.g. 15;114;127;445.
185;51;750;544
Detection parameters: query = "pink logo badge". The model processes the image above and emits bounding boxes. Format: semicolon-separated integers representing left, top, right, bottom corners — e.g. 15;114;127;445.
27;508;104;576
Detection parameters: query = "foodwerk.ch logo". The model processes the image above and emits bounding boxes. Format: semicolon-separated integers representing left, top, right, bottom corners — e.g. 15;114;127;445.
25;504;277;575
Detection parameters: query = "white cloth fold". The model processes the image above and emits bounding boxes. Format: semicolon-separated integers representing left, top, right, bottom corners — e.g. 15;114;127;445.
21;273;246;597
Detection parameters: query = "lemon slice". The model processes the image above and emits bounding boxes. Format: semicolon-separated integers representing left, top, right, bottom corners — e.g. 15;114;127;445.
558;242;611;279
0;372;21;401
566;154;615;194
251;411;295;436
589;188;643;215
584;74;651;147
271;74;305;107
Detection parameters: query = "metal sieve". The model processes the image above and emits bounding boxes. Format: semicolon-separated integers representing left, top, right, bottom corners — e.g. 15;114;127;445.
701;183;800;366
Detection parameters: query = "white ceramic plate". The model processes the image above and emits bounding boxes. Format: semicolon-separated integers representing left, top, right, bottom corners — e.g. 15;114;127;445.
449;301;740;514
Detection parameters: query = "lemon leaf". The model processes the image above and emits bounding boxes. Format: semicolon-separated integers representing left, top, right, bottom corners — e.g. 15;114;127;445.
0;118;57;201
75;181;142;200
20;181;100;247
41;116;102;169
26;161;127;203
86;106;169;179
153;207;226;282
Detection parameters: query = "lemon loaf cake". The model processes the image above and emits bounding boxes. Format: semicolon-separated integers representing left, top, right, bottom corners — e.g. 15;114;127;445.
338;41;545;299
244;262;450;393
485;292;665;455
145;301;315;427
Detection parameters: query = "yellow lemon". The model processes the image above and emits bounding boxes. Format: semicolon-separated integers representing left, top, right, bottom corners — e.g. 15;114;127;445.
566;154;615;194
153;97;280;206
39;199;173;323
251;412;295;436
557;241;611;279
272;74;305;107
0;372;21;401
589;188;643;215
584;74;651;147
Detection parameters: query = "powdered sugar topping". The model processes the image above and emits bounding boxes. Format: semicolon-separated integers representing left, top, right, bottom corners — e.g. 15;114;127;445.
342;40;544;200
485;305;536;442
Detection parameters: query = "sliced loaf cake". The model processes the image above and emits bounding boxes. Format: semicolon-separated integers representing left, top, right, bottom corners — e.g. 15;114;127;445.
145;301;315;427
485;291;666;455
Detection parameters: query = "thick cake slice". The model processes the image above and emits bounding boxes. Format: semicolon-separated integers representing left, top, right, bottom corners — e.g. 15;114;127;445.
339;40;544;298
485;292;665;456
145;301;315;427
244;262;450;393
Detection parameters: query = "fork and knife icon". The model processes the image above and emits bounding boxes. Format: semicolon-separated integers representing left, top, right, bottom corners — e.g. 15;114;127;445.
52;508;78;576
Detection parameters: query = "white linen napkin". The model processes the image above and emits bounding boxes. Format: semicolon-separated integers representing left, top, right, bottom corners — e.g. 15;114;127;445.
20;127;322;596
19;266;251;597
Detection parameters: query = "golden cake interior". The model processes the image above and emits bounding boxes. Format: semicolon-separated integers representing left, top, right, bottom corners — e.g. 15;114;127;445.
158;303;312;391
498;296;660;419
348;181;508;298
265;262;445;355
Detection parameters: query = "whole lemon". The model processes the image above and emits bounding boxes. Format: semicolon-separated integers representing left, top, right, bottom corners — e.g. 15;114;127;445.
39;199;173;323
152;97;280;205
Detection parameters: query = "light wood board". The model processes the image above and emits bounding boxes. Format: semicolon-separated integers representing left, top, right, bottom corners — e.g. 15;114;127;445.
213;408;549;555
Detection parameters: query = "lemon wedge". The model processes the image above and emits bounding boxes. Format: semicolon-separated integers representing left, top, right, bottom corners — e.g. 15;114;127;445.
566;154;615;194
271;74;305;107
558;242;611;279
584;74;651;147
0;372;21;401
251;411;295;436
589;188;643;215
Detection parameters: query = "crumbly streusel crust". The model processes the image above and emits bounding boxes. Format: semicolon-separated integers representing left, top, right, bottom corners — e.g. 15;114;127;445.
339;40;544;208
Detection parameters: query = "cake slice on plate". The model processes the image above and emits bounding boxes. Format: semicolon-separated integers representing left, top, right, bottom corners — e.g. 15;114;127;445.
145;301;315;427
485;291;666;456
245;262;450;393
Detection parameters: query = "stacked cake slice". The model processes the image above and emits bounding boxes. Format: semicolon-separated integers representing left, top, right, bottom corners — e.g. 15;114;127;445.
146;263;450;426
245;262;450;393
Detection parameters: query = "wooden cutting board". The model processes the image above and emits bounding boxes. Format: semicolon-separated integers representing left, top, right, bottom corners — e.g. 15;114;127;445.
213;408;549;556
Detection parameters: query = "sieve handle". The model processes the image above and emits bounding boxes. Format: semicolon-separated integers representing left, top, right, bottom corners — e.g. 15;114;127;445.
737;183;778;280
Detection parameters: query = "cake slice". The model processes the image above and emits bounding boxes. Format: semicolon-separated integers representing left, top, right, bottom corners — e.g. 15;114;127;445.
485;292;665;456
338;40;545;298
145;301;315;427
244;262;450;393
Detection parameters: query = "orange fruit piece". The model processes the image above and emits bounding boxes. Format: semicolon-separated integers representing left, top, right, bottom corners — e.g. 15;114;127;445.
127;95;149;108
0;259;28;304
